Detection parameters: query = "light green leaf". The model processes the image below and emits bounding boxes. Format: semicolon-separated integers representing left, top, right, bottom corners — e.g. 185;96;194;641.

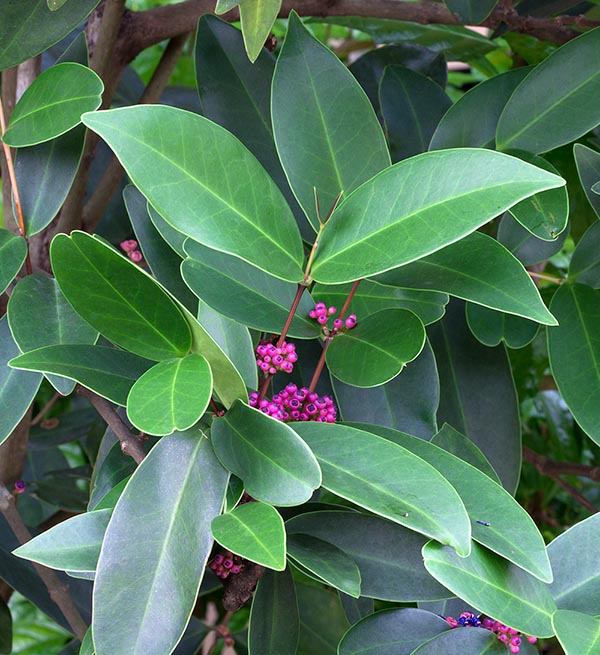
293;422;471;556
126;354;212;436
412;627;508;654
444;0;498;23
423;541;557;638
80;628;94;655
211;400;322;506
13;509;111;573
211;501;285;570
574;144;600;220
93;432;229;655
497;27;600;154
50;231;192;361
0;229;27;295
466;303;539;349
570;222;600;288
147;203;187;258
10;345;153;406
375;231;557;325
215;0;239;12
81;106;304;282
47;0;68;10
326;309;426;387
272;12;390;231
239;0;281;62
553;610;600;655
548;284;600;446
2;63;102;147
311;149;565;284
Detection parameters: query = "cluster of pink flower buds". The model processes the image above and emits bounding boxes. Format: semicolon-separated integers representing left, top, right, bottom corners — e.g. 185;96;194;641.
249;384;337;423
209;550;243;580
445;613;537;653
120;239;143;264
255;340;298;375
309;302;356;334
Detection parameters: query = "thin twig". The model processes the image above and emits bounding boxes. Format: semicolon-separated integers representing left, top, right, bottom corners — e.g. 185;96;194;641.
338;279;361;321
523;447;600;483
205;610;234;655
308;336;333;394
31;391;61;426
551;475;598;514
528;271;562;285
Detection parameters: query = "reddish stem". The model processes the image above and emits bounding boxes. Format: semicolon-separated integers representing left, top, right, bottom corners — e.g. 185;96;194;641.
308;337;332;394
338;279;361;320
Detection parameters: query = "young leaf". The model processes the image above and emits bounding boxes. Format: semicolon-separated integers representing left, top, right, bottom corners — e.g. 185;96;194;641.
2;63;102;147
0;229;27;295
81;106;305;282
411;627;508;654
211;400;322;506
311;149;565;284
93;432;229;655
272;12;390;231
444;0;498;23
50;231;192;361
569;221;600;287
211;501;286;570
553;610;600;655
574;143;600;220
126;354;212;436
466;303;539;349
292;422;471;556
238;0;282;62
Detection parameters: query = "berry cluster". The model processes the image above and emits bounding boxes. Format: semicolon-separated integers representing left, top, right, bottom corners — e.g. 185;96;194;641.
249;384;337;423
444;613;537;654
209;550;243;580
255;340;298;375
309;302;357;334
120;239;143;264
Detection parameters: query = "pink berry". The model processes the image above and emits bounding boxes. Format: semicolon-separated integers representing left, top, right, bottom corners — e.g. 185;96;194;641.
129;250;143;263
328;306;336;315
317;315;328;325
120;239;138;251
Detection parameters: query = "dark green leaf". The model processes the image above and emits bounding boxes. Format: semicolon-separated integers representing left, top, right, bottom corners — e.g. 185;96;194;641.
574;144;600;219
569;221;600;287
272;13;390;231
81;106;305;282
29;407;99;450
444;0;498;23
466;303;539;349
412;627;507;654
0;598;10;655
296;582;349;655
89;439;137;510
93;432;229;655
553;610;600;655
497;212;569;266
239;0;282;62
339;594;373;625
0;229;27;295
211;400;321;506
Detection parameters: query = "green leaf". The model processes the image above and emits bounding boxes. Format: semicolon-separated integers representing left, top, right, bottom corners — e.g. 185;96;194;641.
548;512;600;612
444;0;498;23
8;274;98;395
249;568;299;655
313;280;447;326
10;345;153;406
332;339;439;439
423;541;557;638
0;598;11;655
13;509;111;573
287;534;361;598
182;239;319;338
50;231;192;361
2;63;102;147
286;510;449;601
81;106;304;282
80;628;94;655
553;610;600;655
574;144;600;220
311;149;565;284
126;354;212;436
0;316;42;447
211;501;286;570
297;582;350;655
339;594;373;625
496;27;600;154
326;309;426;387
548;284;600;446
211;400;321;506
47;0;68;9
239;0;281;62
0;229;27;295
380;65;451;163
570;221;600;287
93;432;229;655
466;303;539;349
430;67;530;150
375;232;557;325
411;627;508;654
215;0;238;12
224;476;245;512
339;608;450;655
293;422;471;555
357;423;552;583
147;203;187;258
272;12;390;231
0;0;99;71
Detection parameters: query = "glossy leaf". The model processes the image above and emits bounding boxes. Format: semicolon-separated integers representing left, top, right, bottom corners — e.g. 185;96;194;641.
332;339;439;439
81;106;305;282
293;422;471;555
0;316;43;447
380;65;451;162
430;67;530;150
428;299;521;492
339;594;373;626
0;229;27;295
13;509;111;573
182;239;319;338
311;149;565;284
10;345;153;406
211;501;286;570
239;0;282;62
215;0;238;12
296;582;350;655
569;221;600;287
126;354;212;436
286;511;449;601
574;144;600;219
412;627;507;654
2;63;102;147
497;27;600;154
423;542;557;638
272;13;389;232
211;400;322;506
548;284;600;446
466;303;539;349
8;274;98;395
93;432;229;655
287;534;361;598
553;610;600;655
147;203;187;258
326;308;426;387
89;439;137;511
249;568;299;655
375;232;557;325
497;212;569;266
444;0;498;23
50;231;192;361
